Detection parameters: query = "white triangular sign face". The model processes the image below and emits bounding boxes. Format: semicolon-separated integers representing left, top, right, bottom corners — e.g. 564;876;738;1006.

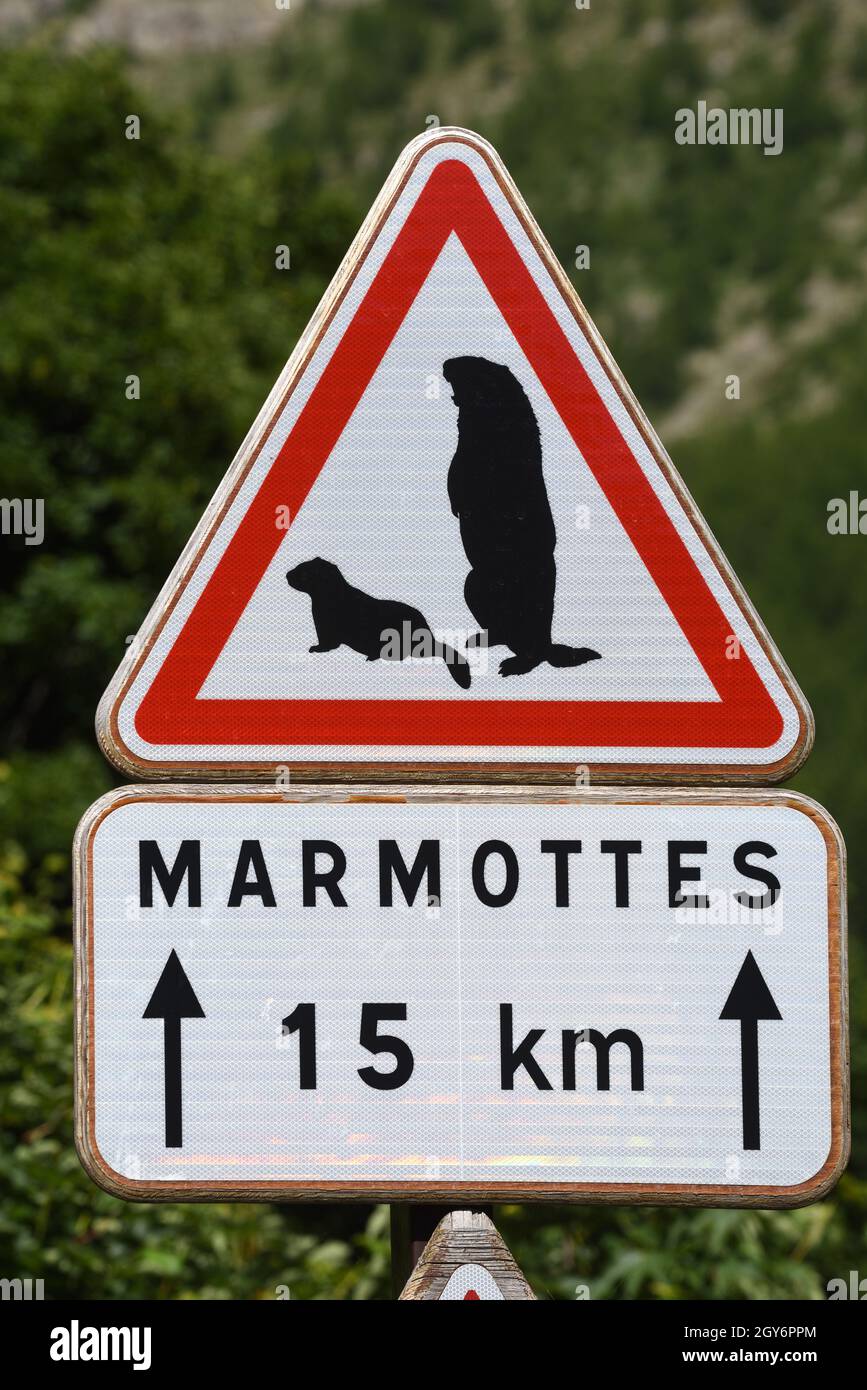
98;128;811;782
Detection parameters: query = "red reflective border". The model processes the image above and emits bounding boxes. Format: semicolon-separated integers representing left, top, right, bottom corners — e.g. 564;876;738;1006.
136;158;782;750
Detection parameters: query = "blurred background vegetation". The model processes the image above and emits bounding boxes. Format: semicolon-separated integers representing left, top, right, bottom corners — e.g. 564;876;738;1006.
1;0;865;1299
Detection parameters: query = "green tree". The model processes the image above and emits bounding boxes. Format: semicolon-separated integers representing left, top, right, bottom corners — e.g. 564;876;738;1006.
0;45;386;1300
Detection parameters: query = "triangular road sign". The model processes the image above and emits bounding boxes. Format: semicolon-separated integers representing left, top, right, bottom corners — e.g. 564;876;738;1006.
439;1267;503;1300
98;127;811;783
399;1212;534;1301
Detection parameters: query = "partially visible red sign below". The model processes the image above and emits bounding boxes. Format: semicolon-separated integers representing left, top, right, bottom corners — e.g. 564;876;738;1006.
440;1264;504;1301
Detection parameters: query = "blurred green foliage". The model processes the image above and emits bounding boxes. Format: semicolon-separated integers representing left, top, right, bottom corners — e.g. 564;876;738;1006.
1;2;865;1298
0;41;386;1300
0;845;392;1299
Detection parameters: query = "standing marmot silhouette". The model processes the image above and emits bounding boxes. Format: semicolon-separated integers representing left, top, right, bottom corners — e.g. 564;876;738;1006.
443;356;601;676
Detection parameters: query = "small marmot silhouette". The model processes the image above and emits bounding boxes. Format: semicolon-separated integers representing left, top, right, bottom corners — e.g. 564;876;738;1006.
443;355;601;677
287;558;471;690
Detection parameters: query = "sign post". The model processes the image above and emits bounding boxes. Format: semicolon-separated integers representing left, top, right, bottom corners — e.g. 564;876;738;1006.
399;1211;534;1301
389;1205;493;1297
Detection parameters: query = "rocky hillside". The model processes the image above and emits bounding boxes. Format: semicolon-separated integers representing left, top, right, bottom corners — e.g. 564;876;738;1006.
7;0;865;441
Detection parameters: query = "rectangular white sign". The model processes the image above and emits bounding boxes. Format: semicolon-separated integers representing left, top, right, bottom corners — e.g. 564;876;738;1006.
74;787;846;1205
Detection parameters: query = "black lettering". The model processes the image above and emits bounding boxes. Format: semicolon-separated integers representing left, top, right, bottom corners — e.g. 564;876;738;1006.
139;840;201;908
378;839;441;907
600;840;642;907
499;1004;552;1090
281;1003;317;1089
540;840;582;906
668;840;709;908
473;841;519;907
302;840;347;907
562;1028;644;1091
733;840;780;908
358;1004;414;1089
228;840;276;907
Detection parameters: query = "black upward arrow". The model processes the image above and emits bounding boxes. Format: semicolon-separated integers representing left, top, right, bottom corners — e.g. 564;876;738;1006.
143;950;205;1149
719;950;781;1151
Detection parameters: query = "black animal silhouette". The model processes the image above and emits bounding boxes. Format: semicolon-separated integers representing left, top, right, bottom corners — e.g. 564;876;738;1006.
443;355;601;676
287;558;471;690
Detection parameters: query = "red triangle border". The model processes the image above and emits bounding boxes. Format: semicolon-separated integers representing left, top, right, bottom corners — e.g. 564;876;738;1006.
132;150;785;752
